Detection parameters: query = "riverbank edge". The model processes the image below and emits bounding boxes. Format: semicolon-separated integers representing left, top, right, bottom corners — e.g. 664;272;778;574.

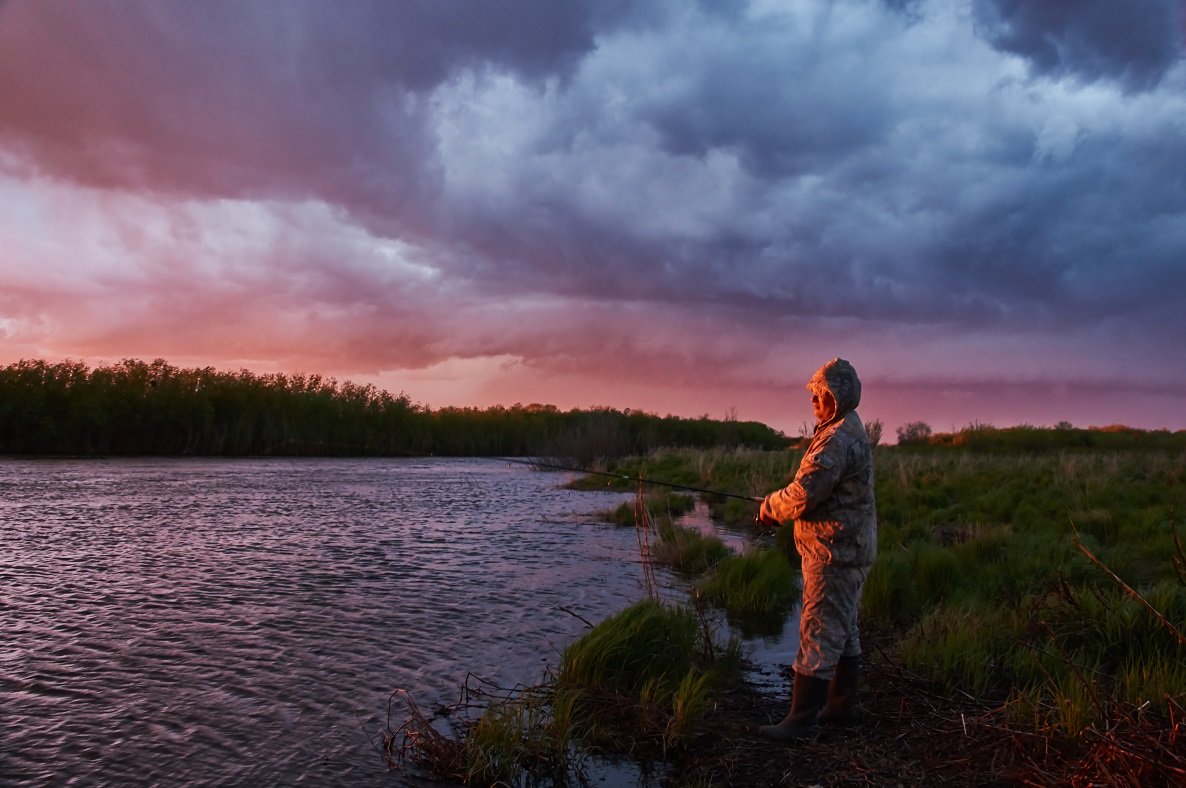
662;629;1019;787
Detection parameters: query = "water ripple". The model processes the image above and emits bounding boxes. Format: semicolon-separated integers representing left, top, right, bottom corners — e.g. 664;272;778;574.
1;458;642;785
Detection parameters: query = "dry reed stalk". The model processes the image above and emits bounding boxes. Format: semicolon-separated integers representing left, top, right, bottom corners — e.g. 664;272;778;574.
381;688;465;778
1070;524;1186;647
634;480;660;600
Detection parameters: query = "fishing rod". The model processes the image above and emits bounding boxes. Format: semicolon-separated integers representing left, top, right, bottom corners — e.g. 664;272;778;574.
500;457;763;503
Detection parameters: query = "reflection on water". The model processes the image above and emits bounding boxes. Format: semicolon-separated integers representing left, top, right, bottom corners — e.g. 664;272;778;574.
2;458;799;785
1;458;660;785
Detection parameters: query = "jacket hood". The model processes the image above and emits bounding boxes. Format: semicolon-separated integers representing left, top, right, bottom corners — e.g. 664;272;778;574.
806;358;861;418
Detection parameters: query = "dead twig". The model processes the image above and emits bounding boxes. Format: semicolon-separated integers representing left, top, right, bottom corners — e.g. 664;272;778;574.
381;688;465;778
1071;524;1186;648
556;605;596;629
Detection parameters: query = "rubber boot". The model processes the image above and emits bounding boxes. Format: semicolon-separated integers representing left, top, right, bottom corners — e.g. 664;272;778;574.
759;671;829;743
818;654;862;727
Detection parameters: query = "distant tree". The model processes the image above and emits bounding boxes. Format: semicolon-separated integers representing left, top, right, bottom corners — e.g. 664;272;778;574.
864;418;883;447
1055;420;1074;430
896;421;933;446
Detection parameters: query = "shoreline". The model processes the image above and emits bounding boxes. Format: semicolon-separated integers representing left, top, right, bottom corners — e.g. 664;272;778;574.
666;627;1183;787
666;636;1013;787
668;636;1029;788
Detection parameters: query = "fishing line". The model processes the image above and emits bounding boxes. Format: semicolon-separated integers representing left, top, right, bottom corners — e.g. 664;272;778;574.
499;457;763;503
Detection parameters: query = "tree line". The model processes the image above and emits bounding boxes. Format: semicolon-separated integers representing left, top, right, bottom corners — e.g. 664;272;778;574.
0;359;788;458
894;420;1186;451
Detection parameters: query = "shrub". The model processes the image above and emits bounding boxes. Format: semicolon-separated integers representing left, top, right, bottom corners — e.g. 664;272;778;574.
896;420;933;445
865;418;883;447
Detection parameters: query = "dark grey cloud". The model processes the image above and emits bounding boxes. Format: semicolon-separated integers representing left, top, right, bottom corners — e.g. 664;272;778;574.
287;0;659;91
640;46;894;178
974;0;1185;92
925;117;1186;331
0;0;653;218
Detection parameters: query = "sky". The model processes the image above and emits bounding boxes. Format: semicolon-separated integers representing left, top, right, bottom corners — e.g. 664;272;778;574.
1;0;1184;438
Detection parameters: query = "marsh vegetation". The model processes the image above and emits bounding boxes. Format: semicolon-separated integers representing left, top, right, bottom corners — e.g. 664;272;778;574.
392;429;1186;785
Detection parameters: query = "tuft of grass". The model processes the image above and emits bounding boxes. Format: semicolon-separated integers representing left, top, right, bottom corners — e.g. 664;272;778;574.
462;693;565;787
652;522;731;575
557;599;700;702
897;604;1014;696
389;597;743;785
1117;653;1186;715
598;491;696;527
696;548;798;621
666;669;713;745
554;598;741;753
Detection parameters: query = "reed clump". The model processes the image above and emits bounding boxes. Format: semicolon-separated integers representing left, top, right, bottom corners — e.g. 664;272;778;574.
651;522;731;575
556;599;740;749
384;678;578;786
597;491;696;527
384;599;742;785
460;688;569;786
696;548;799;622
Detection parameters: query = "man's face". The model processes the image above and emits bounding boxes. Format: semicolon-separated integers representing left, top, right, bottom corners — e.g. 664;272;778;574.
811;390;836;423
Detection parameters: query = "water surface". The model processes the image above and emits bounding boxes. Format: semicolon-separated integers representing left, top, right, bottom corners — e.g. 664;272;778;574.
1;458;667;785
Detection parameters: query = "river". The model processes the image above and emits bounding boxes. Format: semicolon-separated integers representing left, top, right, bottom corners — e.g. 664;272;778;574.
1;457;795;785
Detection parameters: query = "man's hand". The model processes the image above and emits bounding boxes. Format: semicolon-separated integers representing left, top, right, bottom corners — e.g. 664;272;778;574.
757;496;780;528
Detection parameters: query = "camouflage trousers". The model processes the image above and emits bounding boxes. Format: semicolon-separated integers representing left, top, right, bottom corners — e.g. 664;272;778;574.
794;562;870;680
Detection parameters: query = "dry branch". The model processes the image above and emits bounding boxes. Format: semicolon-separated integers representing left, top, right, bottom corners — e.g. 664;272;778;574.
1071;525;1186;648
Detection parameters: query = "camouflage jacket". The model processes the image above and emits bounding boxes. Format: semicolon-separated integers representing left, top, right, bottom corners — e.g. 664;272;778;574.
766;409;877;568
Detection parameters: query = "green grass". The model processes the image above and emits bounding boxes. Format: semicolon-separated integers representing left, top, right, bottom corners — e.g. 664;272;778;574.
597;491;696;526
556;599;742;749
696;548;799;625
574;447;801;527
871;449;1186;732
577;443;1186;735
652;522;731;575
558;599;700;700
395;598;744;785
461;691;567;786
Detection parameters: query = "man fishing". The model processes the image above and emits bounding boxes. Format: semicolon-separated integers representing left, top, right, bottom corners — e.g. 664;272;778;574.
757;357;877;742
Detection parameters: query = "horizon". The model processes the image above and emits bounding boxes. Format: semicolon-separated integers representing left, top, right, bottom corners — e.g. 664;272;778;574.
2;1;1184;438
6;355;1179;443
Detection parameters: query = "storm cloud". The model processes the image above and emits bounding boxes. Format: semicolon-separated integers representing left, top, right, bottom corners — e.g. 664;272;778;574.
973;0;1184;93
1;0;1183;433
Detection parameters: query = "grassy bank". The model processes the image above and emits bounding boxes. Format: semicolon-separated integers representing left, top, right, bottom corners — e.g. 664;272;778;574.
593;444;1186;734
867;449;1186;732
388;438;1186;784
385;599;743;785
